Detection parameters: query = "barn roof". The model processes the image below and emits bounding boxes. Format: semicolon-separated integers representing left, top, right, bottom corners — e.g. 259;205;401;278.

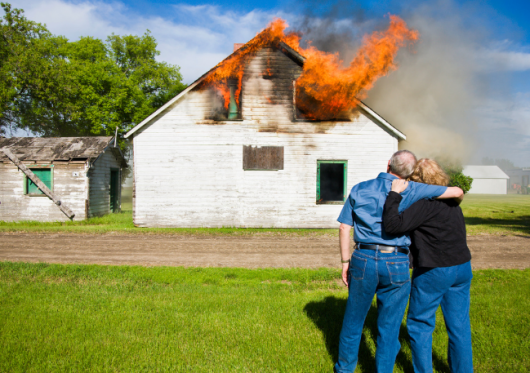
0;137;126;166
463;165;509;179
124;38;406;141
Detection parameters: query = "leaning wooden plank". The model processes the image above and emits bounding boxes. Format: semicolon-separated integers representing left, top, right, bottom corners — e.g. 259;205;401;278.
1;148;75;219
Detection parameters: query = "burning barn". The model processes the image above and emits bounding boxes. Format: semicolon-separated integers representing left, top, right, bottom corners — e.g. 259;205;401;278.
0;137;127;221
125;18;414;228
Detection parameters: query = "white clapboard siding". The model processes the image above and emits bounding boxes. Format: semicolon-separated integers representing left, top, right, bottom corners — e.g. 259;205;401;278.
88;149;122;217
0;163;87;221
131;47;400;228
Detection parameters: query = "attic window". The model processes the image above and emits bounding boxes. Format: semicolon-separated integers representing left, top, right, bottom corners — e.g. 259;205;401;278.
317;161;347;204
227;80;241;120
292;80;351;121
243;146;284;170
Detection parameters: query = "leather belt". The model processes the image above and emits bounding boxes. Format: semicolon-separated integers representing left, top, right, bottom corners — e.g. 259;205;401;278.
357;243;409;255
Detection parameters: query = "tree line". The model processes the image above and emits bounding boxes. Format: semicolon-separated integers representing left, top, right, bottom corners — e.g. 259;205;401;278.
0;2;186;143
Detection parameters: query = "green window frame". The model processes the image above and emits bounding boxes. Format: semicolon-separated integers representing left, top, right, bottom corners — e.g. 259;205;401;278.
316;160;348;204
24;166;53;195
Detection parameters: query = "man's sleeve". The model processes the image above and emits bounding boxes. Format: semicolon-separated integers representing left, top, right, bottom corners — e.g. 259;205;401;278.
412;183;447;202
337;190;355;226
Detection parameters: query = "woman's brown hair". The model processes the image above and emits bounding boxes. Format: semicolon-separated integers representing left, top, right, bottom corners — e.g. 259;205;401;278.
408;158;450;186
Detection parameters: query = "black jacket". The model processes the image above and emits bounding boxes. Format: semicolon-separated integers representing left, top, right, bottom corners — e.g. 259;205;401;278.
382;191;471;268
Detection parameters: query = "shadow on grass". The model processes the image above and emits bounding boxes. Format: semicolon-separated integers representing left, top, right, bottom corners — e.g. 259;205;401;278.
304;296;450;373
464;216;530;235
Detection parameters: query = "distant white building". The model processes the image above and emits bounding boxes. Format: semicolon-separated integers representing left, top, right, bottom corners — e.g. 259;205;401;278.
463;165;509;194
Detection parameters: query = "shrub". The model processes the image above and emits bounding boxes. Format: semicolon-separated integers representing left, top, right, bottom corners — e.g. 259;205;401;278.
449;172;473;194
435;157;474;194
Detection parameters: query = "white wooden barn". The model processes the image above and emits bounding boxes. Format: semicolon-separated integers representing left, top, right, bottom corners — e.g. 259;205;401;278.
125;41;406;228
0;137;127;221
463;165;509;194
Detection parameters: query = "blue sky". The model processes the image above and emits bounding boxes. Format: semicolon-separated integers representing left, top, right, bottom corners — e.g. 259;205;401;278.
9;0;530;166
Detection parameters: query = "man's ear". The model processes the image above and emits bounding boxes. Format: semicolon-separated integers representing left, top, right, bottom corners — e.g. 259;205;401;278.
387;160;391;173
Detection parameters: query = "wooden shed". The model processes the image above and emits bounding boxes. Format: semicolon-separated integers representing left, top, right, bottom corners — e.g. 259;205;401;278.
0;137;127;221
125;39;406;228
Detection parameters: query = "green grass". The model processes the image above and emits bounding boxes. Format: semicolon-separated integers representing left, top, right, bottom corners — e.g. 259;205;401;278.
0;262;528;372
1;194;529;236
460;194;530;235
0;209;336;236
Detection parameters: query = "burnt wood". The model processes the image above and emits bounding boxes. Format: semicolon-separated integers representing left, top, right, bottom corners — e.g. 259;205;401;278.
243;145;284;170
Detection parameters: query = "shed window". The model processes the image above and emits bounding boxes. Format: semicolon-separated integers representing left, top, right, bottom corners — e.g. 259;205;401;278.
317;161;347;204
25;168;52;195
243;145;284;170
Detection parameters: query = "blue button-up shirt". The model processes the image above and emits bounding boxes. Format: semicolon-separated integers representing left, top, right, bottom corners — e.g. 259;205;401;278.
337;172;447;247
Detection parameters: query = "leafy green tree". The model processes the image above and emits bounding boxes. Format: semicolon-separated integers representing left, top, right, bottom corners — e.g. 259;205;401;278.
0;2;63;135
0;3;186;141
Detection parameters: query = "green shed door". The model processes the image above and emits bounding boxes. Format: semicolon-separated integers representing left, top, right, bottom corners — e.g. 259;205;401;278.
27;169;52;194
110;169;119;213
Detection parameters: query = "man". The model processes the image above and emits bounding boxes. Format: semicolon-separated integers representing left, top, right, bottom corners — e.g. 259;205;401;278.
334;150;464;373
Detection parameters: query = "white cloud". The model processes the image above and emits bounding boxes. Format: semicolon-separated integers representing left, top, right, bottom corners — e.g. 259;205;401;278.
11;0;284;83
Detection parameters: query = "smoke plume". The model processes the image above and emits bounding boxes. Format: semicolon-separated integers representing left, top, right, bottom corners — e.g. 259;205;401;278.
291;0;505;164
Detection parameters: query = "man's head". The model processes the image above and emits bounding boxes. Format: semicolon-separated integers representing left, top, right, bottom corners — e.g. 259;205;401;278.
387;150;417;179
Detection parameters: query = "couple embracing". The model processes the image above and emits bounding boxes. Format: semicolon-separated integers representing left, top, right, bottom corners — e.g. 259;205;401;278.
334;150;473;373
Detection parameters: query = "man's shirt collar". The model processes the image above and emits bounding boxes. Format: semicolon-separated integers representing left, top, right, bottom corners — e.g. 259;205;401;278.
377;172;399;181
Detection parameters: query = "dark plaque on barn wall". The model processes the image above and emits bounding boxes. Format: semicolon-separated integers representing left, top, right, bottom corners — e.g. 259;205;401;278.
243;145;284;170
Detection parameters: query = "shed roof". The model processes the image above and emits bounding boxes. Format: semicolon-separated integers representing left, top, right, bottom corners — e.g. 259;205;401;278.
124;38;406;141
0;137;125;165
463;165;509;179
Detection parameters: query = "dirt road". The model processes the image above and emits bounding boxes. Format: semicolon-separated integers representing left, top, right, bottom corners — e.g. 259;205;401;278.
0;233;529;270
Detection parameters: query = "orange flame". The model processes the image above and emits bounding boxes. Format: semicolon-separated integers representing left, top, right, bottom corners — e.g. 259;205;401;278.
202;18;300;109
202;16;418;118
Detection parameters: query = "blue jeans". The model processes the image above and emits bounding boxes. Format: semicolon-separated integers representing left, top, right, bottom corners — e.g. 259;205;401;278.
407;261;473;373
334;249;411;373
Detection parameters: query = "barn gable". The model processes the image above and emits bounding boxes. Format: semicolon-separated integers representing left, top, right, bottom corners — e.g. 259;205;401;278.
125;42;405;141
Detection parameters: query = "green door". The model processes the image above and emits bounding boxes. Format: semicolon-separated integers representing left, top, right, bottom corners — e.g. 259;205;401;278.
110;170;119;212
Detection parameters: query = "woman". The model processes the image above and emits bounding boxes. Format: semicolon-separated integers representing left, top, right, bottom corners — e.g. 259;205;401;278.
382;159;473;373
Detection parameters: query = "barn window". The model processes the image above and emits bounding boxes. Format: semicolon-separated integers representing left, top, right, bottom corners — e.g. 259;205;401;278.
243;145;284;170
317;161;347;204
24;168;53;195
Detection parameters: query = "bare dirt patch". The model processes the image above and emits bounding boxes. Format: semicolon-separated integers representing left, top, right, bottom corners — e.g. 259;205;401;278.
0;233;528;270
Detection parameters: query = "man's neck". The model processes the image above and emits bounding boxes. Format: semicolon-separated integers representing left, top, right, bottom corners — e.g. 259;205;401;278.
387;171;403;179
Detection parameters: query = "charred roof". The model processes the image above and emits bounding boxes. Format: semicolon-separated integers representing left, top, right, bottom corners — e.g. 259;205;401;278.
0;137;125;165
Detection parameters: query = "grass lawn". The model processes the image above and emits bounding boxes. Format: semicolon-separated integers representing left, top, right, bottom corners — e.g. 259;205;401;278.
459;194;530;235
1;194;529;236
0;262;528;372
